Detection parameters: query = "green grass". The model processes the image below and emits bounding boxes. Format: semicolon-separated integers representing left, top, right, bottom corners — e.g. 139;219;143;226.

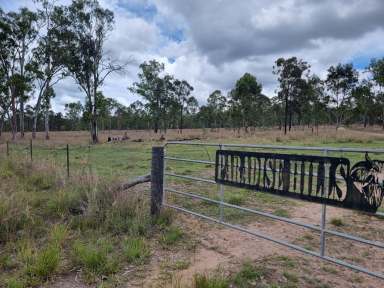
26;244;61;280
0;151;169;286
123;237;150;264
1;131;384;286
72;239;118;281
232;262;264;287
194;273;229;288
161;226;184;246
5;278;25;288
273;208;291;218
275;255;297;269
283;271;299;283
226;193;246;206
330;217;344;227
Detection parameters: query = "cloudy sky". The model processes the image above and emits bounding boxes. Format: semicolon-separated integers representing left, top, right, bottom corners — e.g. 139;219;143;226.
2;0;384;112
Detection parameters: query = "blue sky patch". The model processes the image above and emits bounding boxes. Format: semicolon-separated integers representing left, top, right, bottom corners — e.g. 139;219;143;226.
158;22;185;43
351;54;383;70
117;0;157;21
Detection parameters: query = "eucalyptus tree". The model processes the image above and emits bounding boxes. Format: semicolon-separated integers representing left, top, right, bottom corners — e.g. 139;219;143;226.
194;105;207;128
305;74;329;131
0;72;9;137
229;73;264;132
273;57;310;134
172;79;194;133
0;25;10;138
352;80;374;128
270;96;283;129
41;86;55;139
0;9;18;139
207;90;227;129
130;60;173;133
65;101;84;130
0;9;31;140
368;58;384;128
128;100;148;129
326;63;358;129
60;0;123;143
93;92;119;131
183;95;199;129
368;58;384;90
31;0;67;139
7;8;38;138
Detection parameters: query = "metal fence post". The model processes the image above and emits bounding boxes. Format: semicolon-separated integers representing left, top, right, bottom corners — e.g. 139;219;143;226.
163;145;167;206
151;146;164;217
219;144;225;222
6;141;9;157
320;149;328;257
30;139;33;162
66;144;70;178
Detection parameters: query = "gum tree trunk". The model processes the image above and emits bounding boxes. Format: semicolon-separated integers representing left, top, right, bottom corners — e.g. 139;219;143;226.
44;106;50;140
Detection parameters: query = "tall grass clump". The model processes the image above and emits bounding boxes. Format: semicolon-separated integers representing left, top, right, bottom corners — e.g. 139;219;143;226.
161;226;184;246
123;237;150;264
72;239;118;282
193;273;229;288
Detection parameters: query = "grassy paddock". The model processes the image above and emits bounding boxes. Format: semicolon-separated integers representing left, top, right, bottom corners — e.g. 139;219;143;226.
0;152;177;287
1;126;384;286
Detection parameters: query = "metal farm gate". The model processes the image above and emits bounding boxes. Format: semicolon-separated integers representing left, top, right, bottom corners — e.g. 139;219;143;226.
155;142;384;280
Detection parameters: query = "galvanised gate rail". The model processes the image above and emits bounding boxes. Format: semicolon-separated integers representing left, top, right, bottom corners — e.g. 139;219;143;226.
163;141;384;280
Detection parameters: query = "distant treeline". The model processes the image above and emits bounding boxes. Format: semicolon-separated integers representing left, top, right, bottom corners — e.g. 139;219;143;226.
5;57;384;136
1;1;384;142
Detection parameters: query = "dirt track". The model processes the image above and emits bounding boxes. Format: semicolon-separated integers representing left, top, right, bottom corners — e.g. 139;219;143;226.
139;201;384;287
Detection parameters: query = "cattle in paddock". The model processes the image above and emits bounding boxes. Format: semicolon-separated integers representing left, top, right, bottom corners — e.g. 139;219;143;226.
107;132;130;143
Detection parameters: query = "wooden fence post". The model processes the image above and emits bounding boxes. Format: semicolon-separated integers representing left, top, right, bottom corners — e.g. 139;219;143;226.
66;144;70;178
6;141;9;157
151;146;164;217
30;139;33;162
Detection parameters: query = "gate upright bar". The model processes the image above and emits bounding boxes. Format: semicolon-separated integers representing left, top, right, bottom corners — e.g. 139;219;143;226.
320;149;328;257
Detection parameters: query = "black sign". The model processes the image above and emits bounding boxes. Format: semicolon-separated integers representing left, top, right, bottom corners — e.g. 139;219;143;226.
215;150;384;213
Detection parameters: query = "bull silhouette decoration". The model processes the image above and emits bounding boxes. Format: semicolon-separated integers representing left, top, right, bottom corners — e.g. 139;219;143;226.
345;153;384;212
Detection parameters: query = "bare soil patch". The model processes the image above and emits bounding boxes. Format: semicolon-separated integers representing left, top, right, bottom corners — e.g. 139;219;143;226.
139;203;384;287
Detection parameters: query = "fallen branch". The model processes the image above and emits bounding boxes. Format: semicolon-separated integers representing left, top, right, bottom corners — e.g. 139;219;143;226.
112;174;151;193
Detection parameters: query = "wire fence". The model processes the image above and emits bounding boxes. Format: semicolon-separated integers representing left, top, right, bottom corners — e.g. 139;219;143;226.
0;140;152;181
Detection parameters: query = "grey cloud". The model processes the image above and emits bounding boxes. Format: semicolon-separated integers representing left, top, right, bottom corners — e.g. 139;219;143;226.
7;0;384;112
154;0;384;64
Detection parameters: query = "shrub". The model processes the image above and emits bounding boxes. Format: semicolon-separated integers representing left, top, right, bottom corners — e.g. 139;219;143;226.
123;237;150;264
